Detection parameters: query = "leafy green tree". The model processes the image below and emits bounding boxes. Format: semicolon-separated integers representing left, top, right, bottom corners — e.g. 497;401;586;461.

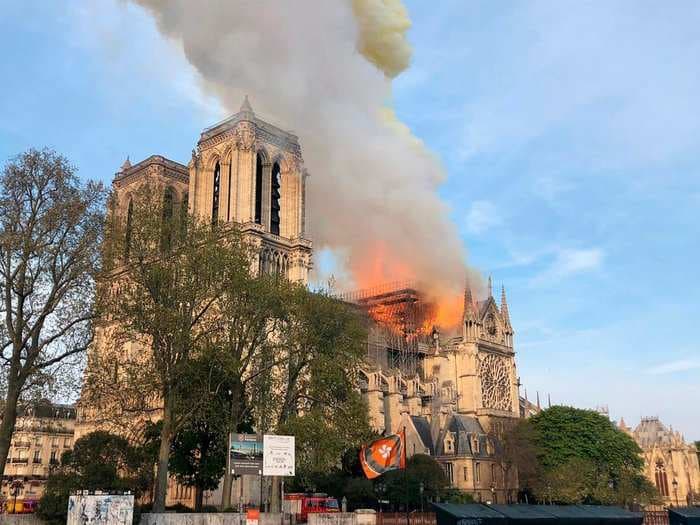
170;419;227;511
526;406;656;505
91;184;251;511
37;431;149;525
168;350;232;511
268;288;372;510
0;149;105;476
383;454;450;510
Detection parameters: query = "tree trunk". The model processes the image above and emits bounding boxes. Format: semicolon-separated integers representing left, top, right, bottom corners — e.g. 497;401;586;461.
0;379;21;477
153;393;175;512
195;486;204;512
221;401;241;509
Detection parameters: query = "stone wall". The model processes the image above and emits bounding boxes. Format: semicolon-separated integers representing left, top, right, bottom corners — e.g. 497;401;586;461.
141;512;377;525
140;512;283;525
2;516;46;525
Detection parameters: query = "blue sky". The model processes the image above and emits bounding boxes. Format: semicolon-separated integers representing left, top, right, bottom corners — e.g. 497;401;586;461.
1;1;698;439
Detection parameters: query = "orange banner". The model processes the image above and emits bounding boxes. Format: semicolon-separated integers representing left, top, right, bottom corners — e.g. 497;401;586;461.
359;430;406;479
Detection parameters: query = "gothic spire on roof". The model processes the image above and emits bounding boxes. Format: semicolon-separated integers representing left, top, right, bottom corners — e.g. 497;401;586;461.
488;275;493;298
464;274;476;320
500;285;511;327
240;94;254;114
120;156;131;172
536;391;541;410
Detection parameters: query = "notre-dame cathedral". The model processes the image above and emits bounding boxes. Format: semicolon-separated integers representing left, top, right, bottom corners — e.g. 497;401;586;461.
76;98;533;505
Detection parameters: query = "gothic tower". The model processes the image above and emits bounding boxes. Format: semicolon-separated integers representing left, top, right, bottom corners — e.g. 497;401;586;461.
188;96;312;282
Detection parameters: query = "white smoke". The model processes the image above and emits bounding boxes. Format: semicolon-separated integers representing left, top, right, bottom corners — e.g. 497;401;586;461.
131;0;471;302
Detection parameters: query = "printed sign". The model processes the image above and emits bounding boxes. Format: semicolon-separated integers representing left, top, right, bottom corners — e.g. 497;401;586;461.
230;433;263;475
263;434;295;476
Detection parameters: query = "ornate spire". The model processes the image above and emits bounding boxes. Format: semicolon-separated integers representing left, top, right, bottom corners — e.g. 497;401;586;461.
240;94;254;114
536;391;541;410
120;156;131;172
488;275;493;297
500;285;511;327
463;275;476;320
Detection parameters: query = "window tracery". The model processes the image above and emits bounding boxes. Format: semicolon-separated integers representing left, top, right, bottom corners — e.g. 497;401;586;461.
479;353;512;411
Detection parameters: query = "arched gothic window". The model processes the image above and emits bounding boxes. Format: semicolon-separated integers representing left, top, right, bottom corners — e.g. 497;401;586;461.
124;198;133;259
212;162;221;224
161;187;175;252
270;162;281;236
655;460;669;497
255;153;263;224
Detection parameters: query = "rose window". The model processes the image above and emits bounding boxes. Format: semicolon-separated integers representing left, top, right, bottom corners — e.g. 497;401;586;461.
479;354;512;411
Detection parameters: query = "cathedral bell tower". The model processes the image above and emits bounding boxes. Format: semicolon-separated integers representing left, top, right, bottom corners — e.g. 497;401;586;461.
454;277;519;425
189;97;312;282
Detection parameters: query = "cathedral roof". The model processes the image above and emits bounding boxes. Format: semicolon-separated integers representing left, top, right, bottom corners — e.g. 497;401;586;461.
198;96;301;156
434;414;489;458
113;154;189;185
632;416;685;449
411;415;434;454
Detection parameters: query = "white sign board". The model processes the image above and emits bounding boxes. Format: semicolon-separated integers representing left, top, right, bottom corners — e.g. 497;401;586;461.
263;434;295;476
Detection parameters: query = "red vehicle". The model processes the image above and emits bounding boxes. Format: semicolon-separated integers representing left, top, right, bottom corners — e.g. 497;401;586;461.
284;493;340;522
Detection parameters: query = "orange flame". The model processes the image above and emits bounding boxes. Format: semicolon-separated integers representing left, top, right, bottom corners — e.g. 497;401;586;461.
351;241;466;333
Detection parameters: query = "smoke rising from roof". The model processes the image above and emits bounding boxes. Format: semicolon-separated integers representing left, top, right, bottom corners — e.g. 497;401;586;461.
131;0;475;308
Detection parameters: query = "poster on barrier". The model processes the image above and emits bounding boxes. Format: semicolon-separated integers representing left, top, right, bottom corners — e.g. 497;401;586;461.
67;494;134;525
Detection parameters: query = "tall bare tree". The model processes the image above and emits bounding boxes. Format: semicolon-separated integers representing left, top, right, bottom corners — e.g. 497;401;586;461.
0;149;105;476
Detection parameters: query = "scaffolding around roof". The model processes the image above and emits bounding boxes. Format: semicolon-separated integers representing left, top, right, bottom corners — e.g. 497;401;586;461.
339;281;437;377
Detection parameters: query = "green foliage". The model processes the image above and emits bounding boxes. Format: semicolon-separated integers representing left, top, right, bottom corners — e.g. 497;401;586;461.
382;454;449;510
169;418;227;511
442;488;475;504
275;288;372;470
525;406;657;505
37;431;151;525
530;406;643;473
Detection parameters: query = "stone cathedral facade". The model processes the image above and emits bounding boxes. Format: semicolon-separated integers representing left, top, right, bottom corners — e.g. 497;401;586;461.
75;98;314;506
76;97;529;506
358;281;527;503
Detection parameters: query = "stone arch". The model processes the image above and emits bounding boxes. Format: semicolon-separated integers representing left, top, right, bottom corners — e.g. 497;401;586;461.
124;196;134;259
220;146;233;222
212;160;221;224
254;148;271;225
270;160;282;236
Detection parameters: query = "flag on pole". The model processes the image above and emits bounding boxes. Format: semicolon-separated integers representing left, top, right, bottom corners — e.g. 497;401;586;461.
359;430;406;479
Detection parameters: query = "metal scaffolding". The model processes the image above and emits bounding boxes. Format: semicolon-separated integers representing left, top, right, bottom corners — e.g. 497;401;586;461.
339;282;435;377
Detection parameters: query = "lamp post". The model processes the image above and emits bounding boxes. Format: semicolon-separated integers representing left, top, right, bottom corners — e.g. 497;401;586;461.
490;483;496;505
419;482;424;513
376;483;386;514
672;479;679;507
10;479;24;514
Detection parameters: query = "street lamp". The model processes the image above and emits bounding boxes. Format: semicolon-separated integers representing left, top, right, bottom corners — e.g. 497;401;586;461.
490;483;496;505
419;482;424;513
10;479;24;514
376;483;386;514
672;479;679;507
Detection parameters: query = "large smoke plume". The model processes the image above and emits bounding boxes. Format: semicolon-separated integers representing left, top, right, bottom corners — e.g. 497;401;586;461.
131;0;478;325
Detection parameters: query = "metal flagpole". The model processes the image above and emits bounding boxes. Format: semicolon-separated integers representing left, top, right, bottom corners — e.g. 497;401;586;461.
403;427;409;525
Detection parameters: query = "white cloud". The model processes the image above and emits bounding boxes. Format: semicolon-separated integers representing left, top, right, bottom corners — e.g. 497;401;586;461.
465;200;502;235
645;358;700;375
530;247;604;286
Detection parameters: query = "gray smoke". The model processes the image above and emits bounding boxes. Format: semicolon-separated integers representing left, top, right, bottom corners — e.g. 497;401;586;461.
131;0;473;308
